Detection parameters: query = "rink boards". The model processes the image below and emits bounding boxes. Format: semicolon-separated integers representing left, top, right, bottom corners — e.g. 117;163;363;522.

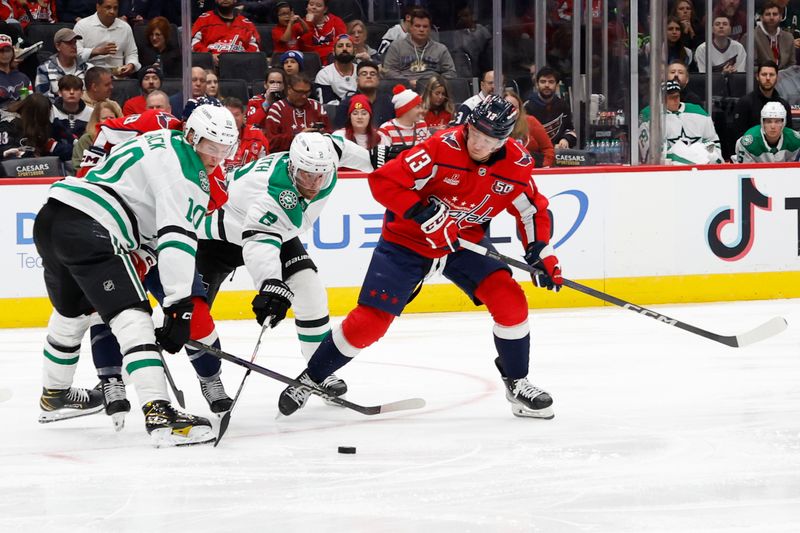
1;163;799;327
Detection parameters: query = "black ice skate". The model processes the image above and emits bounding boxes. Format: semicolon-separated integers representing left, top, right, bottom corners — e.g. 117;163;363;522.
495;358;554;419
101;377;131;432
320;373;347;407
38;385;104;423
199;376;233;414
142;400;215;448
278;371;322;416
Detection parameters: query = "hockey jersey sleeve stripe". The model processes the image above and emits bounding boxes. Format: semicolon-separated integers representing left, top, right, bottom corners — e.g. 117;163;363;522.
511;192;539;243
157;225;198;241
156;240;197;257
242;229;283;241
92;182;141;239
254;238;281;248
51;182;137;249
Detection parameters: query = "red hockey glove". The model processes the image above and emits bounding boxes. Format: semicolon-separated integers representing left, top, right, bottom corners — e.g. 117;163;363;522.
524;241;563;292
405;200;459;253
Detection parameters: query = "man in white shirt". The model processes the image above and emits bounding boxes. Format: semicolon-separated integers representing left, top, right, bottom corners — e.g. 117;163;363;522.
315;34;357;103
695;15;747;73
452;69;494;124
74;0;140;78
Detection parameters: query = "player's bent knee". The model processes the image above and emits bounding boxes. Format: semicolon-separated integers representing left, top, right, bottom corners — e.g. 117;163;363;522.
108;308;156;353
286;268;328;319
475;270;529;326
46;309;92;348
341;305;395;349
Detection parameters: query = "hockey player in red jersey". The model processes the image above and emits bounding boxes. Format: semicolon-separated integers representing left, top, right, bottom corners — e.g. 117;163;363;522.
278;95;563;419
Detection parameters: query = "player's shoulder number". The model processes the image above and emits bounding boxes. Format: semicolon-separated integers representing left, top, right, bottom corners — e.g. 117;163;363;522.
404;147;432;173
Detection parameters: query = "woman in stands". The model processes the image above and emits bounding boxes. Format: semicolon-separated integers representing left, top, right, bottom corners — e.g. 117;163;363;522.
70;100;122;171
421;74;454;132
298;0;347;65
205;69;220;99
0;93;71;162
347;20;380;64
139;16;181;77
246;68;286;130
333;94;379;150
503;88;554;168
671;0;703;50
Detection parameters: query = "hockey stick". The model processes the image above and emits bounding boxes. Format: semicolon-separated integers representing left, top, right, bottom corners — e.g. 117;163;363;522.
459;240;788;348
214;323;270;446
160;352;185;408
188;340;426;415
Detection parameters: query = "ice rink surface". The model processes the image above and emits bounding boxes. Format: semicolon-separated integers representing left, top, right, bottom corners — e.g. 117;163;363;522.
0;299;798;533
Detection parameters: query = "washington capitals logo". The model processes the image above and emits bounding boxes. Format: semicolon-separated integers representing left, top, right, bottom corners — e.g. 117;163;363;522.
441;130;461;150
156;112;172;129
515;151;533;167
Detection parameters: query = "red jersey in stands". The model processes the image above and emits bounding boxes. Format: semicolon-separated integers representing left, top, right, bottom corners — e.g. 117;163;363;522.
191;10;261;53
298;13;346;65
369;125;552;258
272;22;305;53
245;93;273;129
225;124;269;170
122;95;147;116
77;109;182;177
265;98;328;152
377;119;430;149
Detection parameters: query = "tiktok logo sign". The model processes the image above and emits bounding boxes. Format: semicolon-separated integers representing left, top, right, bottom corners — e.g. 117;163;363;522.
706;177;771;261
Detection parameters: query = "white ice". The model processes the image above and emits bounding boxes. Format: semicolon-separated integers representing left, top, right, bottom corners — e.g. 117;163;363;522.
1;299;799;533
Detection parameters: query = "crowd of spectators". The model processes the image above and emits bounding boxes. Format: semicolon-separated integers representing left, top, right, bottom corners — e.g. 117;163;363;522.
2;0;800;175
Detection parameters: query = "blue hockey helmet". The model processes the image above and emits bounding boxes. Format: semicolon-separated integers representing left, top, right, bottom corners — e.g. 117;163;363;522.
467;94;518;140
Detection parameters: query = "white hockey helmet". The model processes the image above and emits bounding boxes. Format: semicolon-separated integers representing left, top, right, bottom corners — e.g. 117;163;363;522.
288;132;336;198
184;104;239;159
761;102;786;125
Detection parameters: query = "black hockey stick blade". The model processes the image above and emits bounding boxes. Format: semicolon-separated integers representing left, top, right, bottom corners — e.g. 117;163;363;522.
458;240;788;348
188;340;426;415
160;353;185;408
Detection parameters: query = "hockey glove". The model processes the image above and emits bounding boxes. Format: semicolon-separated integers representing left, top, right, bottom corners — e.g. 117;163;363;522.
369;144;404;169
405;199;459;253
156;297;194;353
252;279;294;327
524;241;563;292
130;245;157;281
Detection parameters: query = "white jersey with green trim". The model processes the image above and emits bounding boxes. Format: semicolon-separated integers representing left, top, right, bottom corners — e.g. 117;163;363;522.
49;129;211;306
200;133;373;288
734;125;800;163
638;102;722;163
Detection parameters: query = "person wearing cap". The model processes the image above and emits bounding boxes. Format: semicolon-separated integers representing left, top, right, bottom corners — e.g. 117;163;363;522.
74;0;140;77
122;66;163;115
377;84;429;149
35;28;95;102
0;33;32;110
314;34;357;103
733;101;800;163
298;0;347;66
332;93;379;150
638;79;722;164
279;50;304;76
334;60;394;130
276;94;560;421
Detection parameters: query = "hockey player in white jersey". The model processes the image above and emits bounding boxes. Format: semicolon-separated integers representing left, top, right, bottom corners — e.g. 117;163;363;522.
33;104;239;447
196;132;395;400
733;102;800;163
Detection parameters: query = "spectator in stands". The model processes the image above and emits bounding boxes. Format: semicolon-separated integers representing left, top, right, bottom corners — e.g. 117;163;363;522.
55;0;96;23
639;79;722;164
191;0;261;68
121;65;161;115
451;6;491;77
383;8;456;89
279;50;303;76
524;66;577;149
298;0;347;66
35;29;93;102
223;96;269;170
378;4;413;57
671;0;703;49
70;98;121;169
25;0;58;23
503;88;555;168
272;1;308;54
421;74;453;131
0;33;31;110
347;20;380;64
51;74;92;142
733;60;791;140
667;60;703;106
0;93;71;161
645;17;694;69
81;65;114;109
179;66;222;120
315;34;357;103
75;0;140;78
334;60;393;129
733;101;800;162
0;0;27;26
246;67;285;130
332;93;379;149
205;69;220;98
754;1;796;70
377;84;429;148
265;72;328;151
138;16;181;78
452;69;493;124
144;89;171;112
695;15;746;73
705;0;747;43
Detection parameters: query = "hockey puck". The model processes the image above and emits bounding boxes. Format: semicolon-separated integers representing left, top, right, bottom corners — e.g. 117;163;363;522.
338;446;356;454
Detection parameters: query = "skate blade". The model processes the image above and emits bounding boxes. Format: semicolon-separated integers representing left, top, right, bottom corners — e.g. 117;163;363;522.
111;412;126;432
511;405;555;420
38;404;104;424
322;394;346;408
149;426;215;448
